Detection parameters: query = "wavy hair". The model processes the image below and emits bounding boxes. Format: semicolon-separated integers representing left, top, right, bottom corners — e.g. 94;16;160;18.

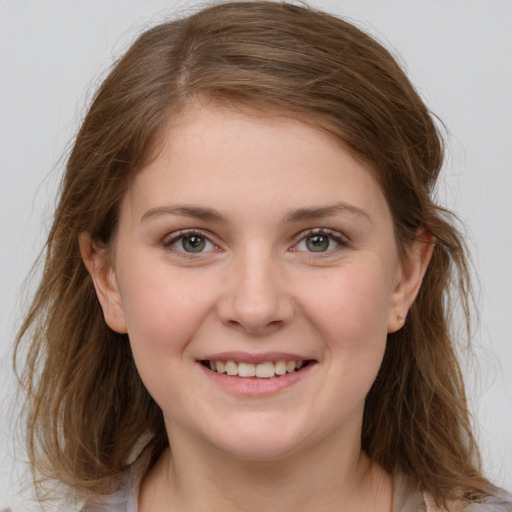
15;1;495;506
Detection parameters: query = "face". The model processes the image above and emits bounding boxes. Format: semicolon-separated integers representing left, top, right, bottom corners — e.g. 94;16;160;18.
84;104;428;461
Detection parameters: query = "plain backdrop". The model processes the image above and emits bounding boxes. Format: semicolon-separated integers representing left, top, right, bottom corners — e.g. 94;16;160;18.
1;0;511;508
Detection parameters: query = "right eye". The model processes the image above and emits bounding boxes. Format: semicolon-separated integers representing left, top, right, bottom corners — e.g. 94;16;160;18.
296;233;335;253
164;231;218;254
291;228;349;255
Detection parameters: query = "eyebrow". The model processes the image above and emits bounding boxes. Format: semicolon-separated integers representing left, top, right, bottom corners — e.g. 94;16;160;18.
140;205;225;224
140;201;372;225
283;202;372;224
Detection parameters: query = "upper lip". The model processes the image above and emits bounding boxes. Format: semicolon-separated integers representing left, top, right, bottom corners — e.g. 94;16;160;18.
198;351;315;364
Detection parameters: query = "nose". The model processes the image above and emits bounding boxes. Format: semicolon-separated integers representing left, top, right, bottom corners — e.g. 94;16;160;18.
216;249;294;334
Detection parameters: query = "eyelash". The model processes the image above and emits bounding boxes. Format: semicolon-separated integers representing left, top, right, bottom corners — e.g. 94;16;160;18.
291;228;350;255
162;230;220;258
161;228;350;257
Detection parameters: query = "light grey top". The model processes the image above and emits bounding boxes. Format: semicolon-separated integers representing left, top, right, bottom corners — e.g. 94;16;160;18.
78;451;512;512
7;447;510;511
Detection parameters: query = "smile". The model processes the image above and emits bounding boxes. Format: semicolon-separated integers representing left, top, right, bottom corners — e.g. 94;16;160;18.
201;360;310;378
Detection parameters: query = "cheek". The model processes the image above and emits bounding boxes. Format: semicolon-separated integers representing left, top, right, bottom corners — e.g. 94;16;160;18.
117;265;221;415
296;258;393;395
314;269;392;399
117;262;219;358
299;259;394;344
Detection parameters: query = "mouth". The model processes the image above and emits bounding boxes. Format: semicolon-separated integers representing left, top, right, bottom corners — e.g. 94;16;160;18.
200;359;314;379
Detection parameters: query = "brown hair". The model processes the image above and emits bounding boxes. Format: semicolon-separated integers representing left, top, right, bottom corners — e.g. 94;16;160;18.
15;0;495;506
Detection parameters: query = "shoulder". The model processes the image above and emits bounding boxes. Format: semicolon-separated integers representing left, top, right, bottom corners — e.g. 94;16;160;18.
80;489;137;512
79;468;141;512
424;489;512;512
79;447;150;512
460;490;512;512
78;480;139;512
393;473;512;512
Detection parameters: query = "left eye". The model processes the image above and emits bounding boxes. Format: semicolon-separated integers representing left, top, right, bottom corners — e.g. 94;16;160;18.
169;233;217;253
294;232;343;253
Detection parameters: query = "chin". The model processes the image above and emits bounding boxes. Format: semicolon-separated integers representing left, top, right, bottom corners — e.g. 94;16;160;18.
216;437;304;462
201;415;319;462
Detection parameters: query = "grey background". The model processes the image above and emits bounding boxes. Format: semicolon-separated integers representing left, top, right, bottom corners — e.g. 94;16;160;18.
1;0;511;508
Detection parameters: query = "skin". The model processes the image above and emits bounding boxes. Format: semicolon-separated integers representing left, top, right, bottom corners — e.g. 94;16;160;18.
81;103;432;511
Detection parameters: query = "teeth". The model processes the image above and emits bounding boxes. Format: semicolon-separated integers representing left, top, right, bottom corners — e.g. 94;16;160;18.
225;360;238;376
207;359;307;378
255;362;275;378
274;360;287;375
238;362;256;377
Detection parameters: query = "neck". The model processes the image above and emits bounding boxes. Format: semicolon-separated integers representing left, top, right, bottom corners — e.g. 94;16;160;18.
138;422;392;512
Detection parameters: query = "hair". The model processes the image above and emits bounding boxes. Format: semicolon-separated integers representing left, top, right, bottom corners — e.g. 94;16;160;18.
15;0;497;507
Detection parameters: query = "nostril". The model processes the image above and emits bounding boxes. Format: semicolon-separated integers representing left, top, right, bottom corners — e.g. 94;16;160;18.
223;317;285;334
215;285;294;333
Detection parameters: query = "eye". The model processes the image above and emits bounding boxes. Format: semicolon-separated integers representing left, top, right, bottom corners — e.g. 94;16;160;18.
303;234;331;252
293;229;347;253
165;231;218;254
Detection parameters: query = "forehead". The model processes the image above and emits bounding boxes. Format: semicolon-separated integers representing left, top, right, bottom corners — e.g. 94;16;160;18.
122;103;391;227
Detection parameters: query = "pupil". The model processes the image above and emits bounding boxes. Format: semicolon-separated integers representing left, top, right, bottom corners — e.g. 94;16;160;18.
306;235;329;252
182;235;205;253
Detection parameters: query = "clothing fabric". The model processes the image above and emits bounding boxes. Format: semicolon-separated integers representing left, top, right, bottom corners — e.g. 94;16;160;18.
78;451;512;512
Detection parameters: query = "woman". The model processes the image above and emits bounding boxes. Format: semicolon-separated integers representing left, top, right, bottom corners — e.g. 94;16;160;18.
14;2;512;511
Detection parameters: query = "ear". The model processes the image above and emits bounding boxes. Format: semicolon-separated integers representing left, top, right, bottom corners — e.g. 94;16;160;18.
387;229;434;333
79;232;127;334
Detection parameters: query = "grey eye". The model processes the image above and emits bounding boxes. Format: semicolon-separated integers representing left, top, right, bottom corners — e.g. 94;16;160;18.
305;234;330;252
294;231;346;254
181;235;207;253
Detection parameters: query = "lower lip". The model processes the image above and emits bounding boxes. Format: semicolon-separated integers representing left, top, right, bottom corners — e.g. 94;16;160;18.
198;362;316;396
